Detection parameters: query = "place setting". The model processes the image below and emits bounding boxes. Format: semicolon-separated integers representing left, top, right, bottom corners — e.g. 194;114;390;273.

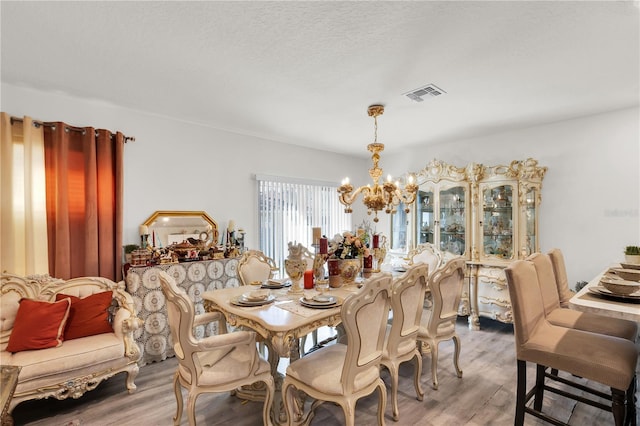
299;291;342;309
588;273;640;303
251;278;292;290
230;289;276;307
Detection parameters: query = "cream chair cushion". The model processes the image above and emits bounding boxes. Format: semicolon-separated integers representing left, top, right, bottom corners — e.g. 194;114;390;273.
158;271;274;426
282;273;393;426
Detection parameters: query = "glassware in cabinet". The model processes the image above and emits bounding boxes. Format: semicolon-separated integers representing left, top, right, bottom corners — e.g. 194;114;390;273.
438;186;466;256
481;184;514;260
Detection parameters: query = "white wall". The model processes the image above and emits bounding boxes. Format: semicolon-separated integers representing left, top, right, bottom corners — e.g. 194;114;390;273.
385;107;640;287
1;83;370;250
4;83;638;287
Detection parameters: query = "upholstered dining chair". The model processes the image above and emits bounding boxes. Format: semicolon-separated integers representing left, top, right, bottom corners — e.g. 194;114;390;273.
407;243;443;276
237;250;278;286
417;256;466;390
282;273;393;426
546;248;575;307
504;260;637;426
381;263;429;421
158;271;275;426
527;252;637;342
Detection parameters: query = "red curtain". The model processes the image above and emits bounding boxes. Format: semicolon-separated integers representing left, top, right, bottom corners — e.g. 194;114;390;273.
44;124;124;281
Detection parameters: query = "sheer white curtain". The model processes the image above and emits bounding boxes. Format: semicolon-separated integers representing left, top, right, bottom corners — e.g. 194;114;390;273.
1;113;49;275
256;175;351;275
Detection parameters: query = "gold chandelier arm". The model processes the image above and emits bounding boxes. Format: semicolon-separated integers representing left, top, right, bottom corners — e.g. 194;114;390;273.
338;184;372;212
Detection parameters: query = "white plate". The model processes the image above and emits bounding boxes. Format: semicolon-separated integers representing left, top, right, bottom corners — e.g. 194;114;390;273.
302;295;336;304
231;294;276;306
261;279;291;289
299;296;342;309
241;291;269;302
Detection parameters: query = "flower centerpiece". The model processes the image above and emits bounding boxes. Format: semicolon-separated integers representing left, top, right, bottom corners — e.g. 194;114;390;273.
329;231;371;260
328;231;371;286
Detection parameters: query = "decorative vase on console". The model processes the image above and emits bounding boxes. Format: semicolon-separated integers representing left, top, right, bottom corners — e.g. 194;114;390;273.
285;242;307;294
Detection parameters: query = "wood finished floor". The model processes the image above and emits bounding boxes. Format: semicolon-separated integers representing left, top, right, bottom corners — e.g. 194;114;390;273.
11;317;639;426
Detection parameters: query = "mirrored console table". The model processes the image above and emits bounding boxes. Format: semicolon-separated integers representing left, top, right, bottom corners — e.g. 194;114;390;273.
125;258;240;366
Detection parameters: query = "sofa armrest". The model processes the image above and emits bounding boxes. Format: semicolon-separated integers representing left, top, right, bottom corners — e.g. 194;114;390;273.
111;283;144;362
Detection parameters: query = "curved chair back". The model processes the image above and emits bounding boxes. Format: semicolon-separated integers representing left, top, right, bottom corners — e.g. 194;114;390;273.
340;273;393;395
300;245;315;270
382;263;429;420
158;271;202;377
407;243;443;276
423;256;466;337
237;250;277;286
386;264;429;358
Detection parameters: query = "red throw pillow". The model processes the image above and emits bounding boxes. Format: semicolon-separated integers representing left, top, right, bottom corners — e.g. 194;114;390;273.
55;291;114;340
6;298;71;353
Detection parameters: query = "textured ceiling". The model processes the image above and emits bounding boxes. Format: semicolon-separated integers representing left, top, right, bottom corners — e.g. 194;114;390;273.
1;1;638;157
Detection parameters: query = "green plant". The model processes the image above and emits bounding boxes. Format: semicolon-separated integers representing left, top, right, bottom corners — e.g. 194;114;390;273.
624;245;640;255
124;244;140;254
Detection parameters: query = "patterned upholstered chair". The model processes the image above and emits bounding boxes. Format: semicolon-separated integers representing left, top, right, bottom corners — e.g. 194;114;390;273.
282;273;393;426
158;271;274;426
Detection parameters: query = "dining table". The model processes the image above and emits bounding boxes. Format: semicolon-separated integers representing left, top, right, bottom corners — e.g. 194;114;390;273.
202;280;365;424
568;266;640;323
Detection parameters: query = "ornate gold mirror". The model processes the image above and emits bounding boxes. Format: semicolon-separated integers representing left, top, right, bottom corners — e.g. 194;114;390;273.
142;211;219;248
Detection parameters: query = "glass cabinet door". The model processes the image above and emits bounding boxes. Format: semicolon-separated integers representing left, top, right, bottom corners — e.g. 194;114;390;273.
417;190;435;245
481;184;514;260
439;186;466;255
523;187;537;256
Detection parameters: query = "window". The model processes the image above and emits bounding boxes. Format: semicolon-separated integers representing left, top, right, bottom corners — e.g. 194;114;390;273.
256;175;351;275
390;202;408;251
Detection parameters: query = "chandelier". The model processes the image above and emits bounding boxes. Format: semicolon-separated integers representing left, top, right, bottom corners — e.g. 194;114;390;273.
338;105;418;222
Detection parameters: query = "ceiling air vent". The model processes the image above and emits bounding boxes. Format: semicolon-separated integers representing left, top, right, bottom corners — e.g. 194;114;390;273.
404;84;446;102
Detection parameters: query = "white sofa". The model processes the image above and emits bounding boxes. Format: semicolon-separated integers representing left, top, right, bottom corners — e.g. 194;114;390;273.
0;273;143;414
